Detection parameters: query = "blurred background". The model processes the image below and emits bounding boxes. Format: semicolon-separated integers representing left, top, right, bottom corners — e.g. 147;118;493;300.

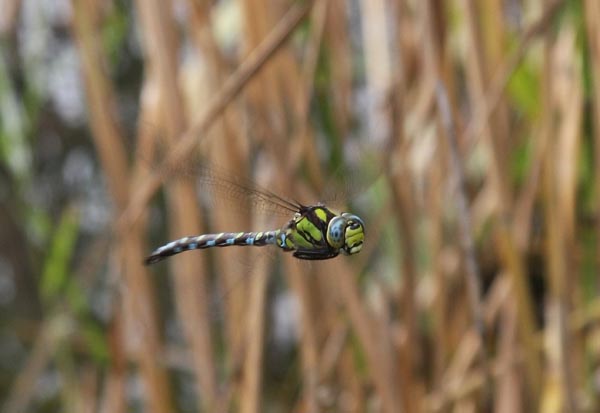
1;0;599;412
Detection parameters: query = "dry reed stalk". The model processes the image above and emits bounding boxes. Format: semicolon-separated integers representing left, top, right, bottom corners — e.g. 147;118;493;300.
274;2;335;410
317;319;348;381
413;2;453;400
555;26;584;408
449;0;568;401
461;0;507;178
387;159;423;412
539;22;580;413
339;346;366;412
427;146;449;390
133;0;218;409
468;0;512;172
507;0;567;260
209;168;252;399
203;1;309;406
327;257;401;413
234;2;327;411
119;1;312;231
240;0;300;151
429;364;515;412
387;4;431;393
462;0;566;146
388;88;423;413
185;0;228;80
197;2;317;409
512;120;545;251
0;0;21;34
360;2;421;410
295;67;323;413
184;0;245;178
360;0;392;145
583;3;600;408
494;280;522;412
2;317;58;413
324;0;353;146
238;253;270;413
584;0;600;286
429;329;482;410
70;1;173;412
425;3;487;394
120;234;173;413
284;258;319;412
107;13;309;392
538;11;560;411
183;5;250;388
309;198;389;410
285;0;328;188
236;1;345;410
103;305;126;413
79;366;98;413
427;277;524;412
436;83;490;409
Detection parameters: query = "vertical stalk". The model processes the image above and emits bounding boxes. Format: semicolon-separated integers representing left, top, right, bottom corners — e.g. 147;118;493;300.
133;0;217;409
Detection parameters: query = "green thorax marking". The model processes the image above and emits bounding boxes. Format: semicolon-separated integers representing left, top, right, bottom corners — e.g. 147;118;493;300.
277;205;337;251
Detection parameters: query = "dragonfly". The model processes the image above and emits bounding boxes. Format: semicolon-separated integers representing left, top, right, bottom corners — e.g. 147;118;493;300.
144;170;366;265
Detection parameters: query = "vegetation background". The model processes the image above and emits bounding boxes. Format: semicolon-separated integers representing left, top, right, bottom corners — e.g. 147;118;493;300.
1;0;598;412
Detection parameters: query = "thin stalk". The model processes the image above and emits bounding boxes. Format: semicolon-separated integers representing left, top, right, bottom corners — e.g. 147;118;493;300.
119;0;314;230
134;0;217;408
70;1;172;412
435;83;490;387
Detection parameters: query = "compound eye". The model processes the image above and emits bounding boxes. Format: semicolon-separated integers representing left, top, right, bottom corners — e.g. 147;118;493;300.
327;216;346;249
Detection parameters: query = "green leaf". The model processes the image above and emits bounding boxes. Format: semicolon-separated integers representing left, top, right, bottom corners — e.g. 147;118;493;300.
81;322;110;362
40;207;80;302
508;57;540;118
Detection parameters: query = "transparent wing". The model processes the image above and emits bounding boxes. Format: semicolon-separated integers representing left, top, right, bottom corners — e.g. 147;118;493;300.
152;151;302;219
318;146;384;210
193;164;302;216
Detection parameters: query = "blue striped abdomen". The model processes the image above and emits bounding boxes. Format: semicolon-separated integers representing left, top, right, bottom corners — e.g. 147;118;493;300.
144;231;282;265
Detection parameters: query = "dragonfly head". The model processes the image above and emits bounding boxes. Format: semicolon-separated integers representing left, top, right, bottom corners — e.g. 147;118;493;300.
327;213;365;255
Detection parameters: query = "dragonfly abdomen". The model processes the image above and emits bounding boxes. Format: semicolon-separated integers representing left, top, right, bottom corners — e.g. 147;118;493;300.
144;231;281;265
